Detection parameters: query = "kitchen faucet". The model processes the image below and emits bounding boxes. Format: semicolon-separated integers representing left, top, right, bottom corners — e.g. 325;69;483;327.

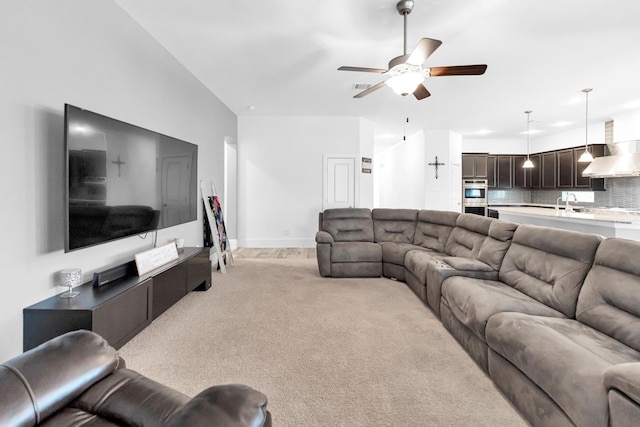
565;193;578;213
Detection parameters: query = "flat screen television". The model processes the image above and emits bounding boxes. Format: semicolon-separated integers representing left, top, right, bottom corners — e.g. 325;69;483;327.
64;104;198;252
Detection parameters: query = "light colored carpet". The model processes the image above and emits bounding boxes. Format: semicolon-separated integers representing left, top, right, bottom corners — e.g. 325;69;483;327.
118;258;528;427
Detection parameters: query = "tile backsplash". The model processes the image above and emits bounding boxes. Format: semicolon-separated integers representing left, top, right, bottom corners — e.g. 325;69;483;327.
596;176;640;208
488;176;640;209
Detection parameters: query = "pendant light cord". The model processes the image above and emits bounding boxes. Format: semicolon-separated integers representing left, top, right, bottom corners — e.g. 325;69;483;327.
584;88;591;152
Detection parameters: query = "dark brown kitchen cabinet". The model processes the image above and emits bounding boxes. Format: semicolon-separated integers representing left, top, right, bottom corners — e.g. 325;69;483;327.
462;154;488;178
541;152;557;189
512;155;528;188
557;149;574;188
575;144;606;190
486;155;496;187
496;156;513;188
529;154;541;188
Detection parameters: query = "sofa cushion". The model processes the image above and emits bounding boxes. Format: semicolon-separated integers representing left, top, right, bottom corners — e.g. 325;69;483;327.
372;208;418;243
486;312;640;427
322;208;373;242
498;224;602;318
444;214;494;258
425;259;499;318
441;277;566;340
413;210;459;251
476;220;518;271
380;242;426;266
576;238;640;352
331;242;382;263
404;249;446;284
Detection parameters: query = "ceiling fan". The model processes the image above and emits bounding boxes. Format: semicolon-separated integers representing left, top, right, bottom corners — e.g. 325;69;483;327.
338;0;487;100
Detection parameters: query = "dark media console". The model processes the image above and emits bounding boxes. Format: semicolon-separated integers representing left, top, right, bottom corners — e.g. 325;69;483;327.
23;247;211;351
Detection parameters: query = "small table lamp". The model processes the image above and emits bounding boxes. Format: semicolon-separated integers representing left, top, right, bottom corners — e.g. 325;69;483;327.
59;268;82;298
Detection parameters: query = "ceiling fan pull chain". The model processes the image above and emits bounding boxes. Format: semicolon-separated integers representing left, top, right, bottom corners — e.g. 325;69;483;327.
403;96;408;141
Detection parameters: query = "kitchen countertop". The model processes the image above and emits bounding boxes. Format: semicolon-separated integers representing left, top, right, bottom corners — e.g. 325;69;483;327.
492;205;640;240
492;206;640;224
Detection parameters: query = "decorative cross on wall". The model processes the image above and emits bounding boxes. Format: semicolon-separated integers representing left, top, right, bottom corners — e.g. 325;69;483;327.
112;155;126;177
428;156;446;179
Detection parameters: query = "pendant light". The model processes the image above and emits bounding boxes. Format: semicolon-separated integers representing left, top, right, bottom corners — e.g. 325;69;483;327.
522;110;534;168
578;88;594;162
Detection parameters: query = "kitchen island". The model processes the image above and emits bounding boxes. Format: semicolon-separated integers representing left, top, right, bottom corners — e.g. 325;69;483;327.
493;206;640;240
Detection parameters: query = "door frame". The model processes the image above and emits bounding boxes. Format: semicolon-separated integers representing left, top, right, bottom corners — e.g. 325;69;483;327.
322;155;358;211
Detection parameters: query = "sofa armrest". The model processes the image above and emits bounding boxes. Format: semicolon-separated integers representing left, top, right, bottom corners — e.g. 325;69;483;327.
316;230;334;244
442;257;494;272
165;384;271;427
604;363;640;404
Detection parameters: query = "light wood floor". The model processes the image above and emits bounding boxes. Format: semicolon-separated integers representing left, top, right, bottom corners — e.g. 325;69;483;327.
232;247;316;259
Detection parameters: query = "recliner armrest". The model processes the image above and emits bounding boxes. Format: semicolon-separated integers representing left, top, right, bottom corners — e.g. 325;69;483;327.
165;384;271;427
315;230;334;244
604;363;640;404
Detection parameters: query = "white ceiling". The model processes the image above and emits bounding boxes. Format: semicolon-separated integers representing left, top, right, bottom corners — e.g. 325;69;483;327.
114;0;640;151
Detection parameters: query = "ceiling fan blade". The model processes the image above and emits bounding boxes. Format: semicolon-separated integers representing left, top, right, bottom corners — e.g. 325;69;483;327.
407;38;443;65
354;81;386;98
338;66;387;73
428;65;488;76
413;84;431;100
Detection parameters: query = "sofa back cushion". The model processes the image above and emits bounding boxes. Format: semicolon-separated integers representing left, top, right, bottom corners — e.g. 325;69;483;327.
576;238;640;352
499;224;602;318
476;220;519;270
372;209;418;243
0;330;118;426
413;210;459;251
322;208;374;242
444;214;494;258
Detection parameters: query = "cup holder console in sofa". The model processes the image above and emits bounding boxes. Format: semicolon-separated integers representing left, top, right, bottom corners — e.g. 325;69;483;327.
315;207;640;427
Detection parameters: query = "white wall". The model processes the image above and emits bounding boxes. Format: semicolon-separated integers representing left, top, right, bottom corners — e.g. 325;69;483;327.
359;119;375;208
377;131;426;208
376;130;462;211
462;138;526;154
424;130;462;212
0;0;236;360
461;118;615;155
237;116;373;247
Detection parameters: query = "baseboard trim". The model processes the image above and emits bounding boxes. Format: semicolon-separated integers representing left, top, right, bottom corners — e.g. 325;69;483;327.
237;238;315;248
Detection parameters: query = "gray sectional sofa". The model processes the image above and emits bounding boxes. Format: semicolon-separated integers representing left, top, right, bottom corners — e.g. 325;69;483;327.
315;207;640;427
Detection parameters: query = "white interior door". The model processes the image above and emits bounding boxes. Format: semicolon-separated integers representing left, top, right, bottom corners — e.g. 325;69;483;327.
324;157;355;210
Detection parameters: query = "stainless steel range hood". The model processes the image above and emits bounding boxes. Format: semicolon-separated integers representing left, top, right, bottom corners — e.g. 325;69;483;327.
582;140;640;178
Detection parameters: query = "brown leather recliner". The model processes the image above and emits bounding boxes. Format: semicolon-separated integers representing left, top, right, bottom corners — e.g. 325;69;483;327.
0;330;272;426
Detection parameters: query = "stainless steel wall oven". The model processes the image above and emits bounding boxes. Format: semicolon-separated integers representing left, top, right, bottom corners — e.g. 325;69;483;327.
462;179;488;216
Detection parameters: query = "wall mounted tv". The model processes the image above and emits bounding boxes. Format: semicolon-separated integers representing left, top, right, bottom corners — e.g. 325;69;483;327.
65;104;198;252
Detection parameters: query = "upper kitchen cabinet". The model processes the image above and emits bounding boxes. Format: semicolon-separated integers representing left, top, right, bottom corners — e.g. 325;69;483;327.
464;145;605;190
462;154;488;178
575;144;605;190
496;156;513;188
486;155;496;187
541;152;557;188
529;154;541;188
556;149;574;188
512;155;528;188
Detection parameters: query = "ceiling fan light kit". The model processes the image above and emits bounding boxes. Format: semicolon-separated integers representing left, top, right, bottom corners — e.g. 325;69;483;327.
338;0;487;100
386;71;424;95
